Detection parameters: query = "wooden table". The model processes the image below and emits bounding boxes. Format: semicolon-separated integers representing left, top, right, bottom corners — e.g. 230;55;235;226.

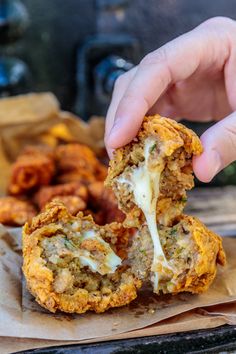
186;186;236;236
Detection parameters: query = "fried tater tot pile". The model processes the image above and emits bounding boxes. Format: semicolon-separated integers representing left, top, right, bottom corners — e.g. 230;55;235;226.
55;144;107;184
106;114;226;295
0;143;118;226
23;202;141;314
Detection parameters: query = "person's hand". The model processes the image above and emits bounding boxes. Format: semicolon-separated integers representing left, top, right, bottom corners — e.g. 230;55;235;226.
105;17;236;182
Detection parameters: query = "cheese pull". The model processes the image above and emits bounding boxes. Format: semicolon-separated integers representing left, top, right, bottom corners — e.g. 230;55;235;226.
117;139;171;291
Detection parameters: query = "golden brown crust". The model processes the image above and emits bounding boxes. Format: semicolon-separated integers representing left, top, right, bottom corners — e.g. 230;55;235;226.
22;201;141;314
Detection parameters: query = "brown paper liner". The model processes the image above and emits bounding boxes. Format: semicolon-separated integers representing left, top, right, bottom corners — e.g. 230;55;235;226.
0;93;235;352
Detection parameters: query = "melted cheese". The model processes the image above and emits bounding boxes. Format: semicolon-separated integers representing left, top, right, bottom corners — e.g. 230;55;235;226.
79;229;122;275
118;138;169;291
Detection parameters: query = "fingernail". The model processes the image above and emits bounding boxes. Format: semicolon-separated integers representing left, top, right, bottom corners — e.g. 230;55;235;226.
108;118;122;140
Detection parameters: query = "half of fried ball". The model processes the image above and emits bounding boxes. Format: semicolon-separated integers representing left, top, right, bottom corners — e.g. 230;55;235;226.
106;114;202;227
22;202;141;314
129;215;225;294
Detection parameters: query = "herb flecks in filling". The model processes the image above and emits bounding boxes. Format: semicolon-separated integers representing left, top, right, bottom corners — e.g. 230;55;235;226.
42;226;121;277
117;138;172;291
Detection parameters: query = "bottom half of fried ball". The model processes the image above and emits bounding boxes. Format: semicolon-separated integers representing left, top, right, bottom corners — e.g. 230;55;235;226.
128;215;226;295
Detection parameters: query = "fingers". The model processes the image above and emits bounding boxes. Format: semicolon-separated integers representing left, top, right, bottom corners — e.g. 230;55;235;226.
193;111;236;182
104;67;137;155
105;16;234;150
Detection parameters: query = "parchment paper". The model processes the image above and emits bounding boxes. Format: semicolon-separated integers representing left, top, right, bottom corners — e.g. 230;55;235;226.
0;306;234;354
0;225;235;345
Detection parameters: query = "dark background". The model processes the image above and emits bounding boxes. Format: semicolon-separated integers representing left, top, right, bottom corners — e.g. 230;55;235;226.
5;0;236;112
2;0;236;185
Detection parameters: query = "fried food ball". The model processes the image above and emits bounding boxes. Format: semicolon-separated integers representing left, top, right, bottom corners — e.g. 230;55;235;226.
55;144;107;184
8;145;56;195
34;182;88;209
106;115;202;227
87;182;125;225
0;196;36;226
22;201;141;314
106;114;225;294
129;215;225;294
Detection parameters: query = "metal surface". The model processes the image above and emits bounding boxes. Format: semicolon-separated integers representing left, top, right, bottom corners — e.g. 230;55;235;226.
14;325;236;354
1;0;233;112
75;34;139;119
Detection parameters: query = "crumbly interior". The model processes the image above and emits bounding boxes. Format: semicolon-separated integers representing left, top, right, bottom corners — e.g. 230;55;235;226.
112;143;192;227
41;221;124;293
128;215;225;294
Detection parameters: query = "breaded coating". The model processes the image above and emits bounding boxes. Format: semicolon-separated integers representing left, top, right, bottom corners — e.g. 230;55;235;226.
106;115;202;227
0;196;36;226
8;145;56;195
87;182;125;225
22;202;141;314
34;182;88;210
129;215;225;294
49;196;86;215
55;144;107;184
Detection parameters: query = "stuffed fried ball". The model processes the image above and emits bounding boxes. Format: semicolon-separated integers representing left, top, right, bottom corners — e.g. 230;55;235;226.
106;114;226;294
22;201;141;314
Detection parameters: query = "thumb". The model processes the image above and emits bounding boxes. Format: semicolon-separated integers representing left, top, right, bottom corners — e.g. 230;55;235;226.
193;111;236;182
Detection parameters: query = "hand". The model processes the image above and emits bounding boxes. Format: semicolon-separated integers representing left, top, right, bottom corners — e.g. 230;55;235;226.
105;17;236;182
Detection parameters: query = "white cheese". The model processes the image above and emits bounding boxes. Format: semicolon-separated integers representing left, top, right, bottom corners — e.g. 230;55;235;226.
117;138;169;291
79;229;122;275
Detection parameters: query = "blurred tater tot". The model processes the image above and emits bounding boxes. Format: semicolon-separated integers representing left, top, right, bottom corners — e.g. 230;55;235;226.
55;144;107;184
0;196;36;226
34;182;88;209
87;181;125;225
56;171;96;184
8;146;56;195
